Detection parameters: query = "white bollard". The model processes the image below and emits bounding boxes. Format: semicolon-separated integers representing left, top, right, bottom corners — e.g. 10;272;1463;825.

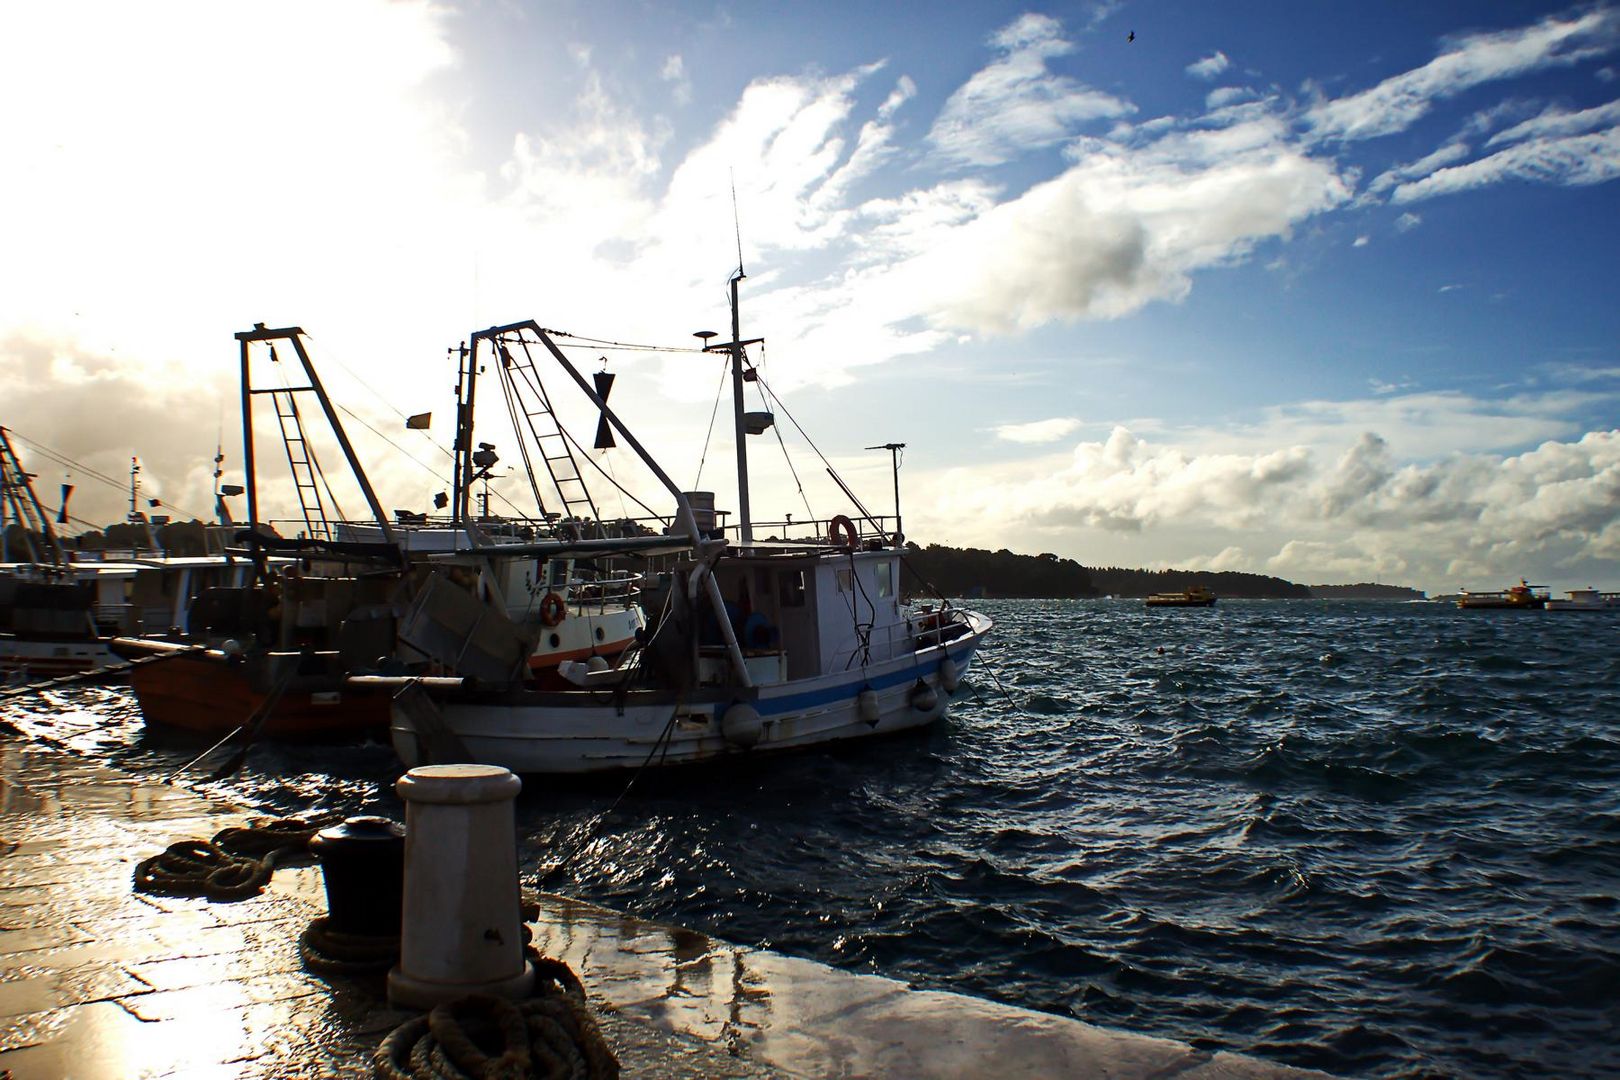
387;764;535;1009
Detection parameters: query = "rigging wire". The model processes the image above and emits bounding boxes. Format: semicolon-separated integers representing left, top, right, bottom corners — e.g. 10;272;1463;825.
494;347;553;520
749;350;816;527
302;331;456;464
690;359;730;490
334;405;453;487
4;430;209;523
534;585;682;883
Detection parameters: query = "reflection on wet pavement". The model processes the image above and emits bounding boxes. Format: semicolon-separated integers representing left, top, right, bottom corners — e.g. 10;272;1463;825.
0;739;1326;1078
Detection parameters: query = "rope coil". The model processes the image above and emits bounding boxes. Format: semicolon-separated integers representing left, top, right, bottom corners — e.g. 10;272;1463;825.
300;916;400;975
132;814;341;902
373;952;619;1079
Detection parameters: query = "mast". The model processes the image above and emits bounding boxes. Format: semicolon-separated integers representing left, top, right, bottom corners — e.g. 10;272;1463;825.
729;271;751;543
698;270;763;545
451;341;475;527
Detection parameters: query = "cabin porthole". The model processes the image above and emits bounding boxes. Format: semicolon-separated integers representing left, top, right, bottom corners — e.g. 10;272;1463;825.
549;633;561;649
595;627;605;641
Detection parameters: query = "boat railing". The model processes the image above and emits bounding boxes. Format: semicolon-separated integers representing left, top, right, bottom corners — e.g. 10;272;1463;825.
562;572;642;612
709;514;903;548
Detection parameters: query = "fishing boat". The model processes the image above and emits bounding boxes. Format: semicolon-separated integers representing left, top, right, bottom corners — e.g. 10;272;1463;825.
112;324;414;737
387;269;993;774
1145;585;1217;607
1457;579;1548;610
332;519;645;687
2;428;261;679
115;323;648;738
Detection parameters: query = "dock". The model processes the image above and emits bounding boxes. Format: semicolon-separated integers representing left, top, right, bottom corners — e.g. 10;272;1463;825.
0;739;1327;1078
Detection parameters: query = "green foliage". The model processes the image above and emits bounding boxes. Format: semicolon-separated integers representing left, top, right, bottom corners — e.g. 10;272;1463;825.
899;543;1324;599
901;544;1098;599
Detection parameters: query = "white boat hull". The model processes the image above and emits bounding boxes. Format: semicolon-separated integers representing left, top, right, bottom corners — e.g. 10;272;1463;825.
0;636;119;678
391;614;990;774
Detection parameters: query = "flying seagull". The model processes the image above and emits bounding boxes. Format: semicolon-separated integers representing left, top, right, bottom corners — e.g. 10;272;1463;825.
1128;30;1135;42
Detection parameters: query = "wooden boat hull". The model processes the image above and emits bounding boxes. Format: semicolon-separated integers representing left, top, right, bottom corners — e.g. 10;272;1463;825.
129;651;388;739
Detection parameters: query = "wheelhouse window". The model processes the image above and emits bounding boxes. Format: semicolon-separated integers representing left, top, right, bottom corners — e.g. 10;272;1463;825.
876;560;894;599
836;568;852;593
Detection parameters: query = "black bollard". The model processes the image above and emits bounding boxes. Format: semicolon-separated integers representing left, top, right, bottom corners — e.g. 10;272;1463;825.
310;816;406;936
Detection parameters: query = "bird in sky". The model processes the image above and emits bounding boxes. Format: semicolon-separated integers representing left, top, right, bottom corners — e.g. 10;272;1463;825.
1128;30;1135;42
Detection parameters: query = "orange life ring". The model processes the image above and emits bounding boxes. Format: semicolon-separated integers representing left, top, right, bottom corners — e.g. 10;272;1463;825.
828;514;858;549
539;591;567;627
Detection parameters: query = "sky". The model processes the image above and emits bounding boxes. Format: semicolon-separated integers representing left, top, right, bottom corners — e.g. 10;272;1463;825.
2;0;1618;595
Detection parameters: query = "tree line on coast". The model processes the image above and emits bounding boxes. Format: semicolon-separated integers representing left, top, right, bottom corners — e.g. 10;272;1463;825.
898;543;1422;601
9;520;1422;600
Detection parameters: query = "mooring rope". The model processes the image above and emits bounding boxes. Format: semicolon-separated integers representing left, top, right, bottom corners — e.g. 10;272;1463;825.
299;917;400;976
132;813;342;902
373;951;619;1079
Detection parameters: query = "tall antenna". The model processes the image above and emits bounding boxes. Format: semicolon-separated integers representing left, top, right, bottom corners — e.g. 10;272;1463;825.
730;168;744;276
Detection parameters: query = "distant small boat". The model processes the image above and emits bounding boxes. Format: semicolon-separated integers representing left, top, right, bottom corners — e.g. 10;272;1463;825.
1457;579;1548;610
1544;588;1619;612
1145;585;1216;607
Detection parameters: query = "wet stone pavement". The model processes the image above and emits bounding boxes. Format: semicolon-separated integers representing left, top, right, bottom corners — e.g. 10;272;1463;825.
0;737;1328;1079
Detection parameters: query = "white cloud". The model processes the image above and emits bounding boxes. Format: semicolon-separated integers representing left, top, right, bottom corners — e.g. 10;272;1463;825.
1306;9;1620;142
1392;125;1620;202
1204;86;1257;109
927;13;1134;167
1486;98;1620;145
662;54;693;106
907;392;1620;591
995;417;1082;444
878;115;1350;333
1353;235;1370;247
1368;141;1472;193
1396;211;1423;231
1186;51;1231;80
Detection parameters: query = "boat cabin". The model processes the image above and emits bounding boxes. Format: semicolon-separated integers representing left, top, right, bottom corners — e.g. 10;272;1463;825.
705;544;906;684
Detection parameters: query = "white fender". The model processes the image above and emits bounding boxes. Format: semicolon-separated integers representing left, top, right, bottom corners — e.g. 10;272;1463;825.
721;703;764;748
909;680;939;714
938;655;961;694
858;689;881;727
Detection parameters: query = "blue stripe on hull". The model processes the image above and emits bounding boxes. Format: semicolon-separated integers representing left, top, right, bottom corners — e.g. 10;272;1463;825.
754;643;978;716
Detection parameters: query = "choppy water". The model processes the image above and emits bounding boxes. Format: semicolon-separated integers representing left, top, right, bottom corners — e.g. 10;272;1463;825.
6;599;1619;1078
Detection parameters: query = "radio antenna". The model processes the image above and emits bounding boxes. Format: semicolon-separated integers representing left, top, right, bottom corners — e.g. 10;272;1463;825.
730;168;744;276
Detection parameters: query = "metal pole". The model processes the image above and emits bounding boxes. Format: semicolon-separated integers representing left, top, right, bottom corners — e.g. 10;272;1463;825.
286;334;397;545
239;335;257;531
729;273;752;545
864;443;906;544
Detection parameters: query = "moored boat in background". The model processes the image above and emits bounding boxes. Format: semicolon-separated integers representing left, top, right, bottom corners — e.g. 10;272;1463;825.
1544;588;1618;612
1457;579;1548;609
1145;585;1217;608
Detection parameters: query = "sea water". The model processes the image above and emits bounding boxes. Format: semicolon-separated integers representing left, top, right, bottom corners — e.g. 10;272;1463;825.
6;598;1617;1078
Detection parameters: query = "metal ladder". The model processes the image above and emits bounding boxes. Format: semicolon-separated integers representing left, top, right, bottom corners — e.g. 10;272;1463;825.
498;338;603;535
270;390;334;541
